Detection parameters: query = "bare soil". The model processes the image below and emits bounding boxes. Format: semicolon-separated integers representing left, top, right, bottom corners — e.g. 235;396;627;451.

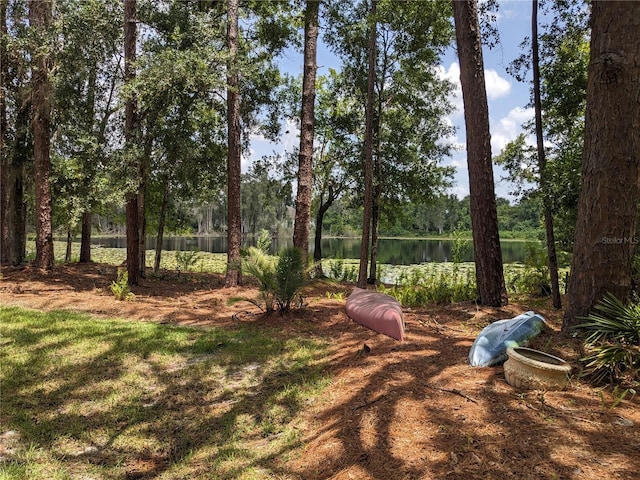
1;263;639;480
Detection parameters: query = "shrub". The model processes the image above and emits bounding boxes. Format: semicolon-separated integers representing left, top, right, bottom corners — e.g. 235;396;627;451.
575;293;640;385
110;269;135;301
326;259;357;282
232;247;308;313
256;229;272;253
505;242;551;295
379;264;476;307
175;250;200;274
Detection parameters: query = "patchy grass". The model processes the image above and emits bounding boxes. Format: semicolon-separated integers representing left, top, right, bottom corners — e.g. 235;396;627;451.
44;241;228;274
0;307;330;479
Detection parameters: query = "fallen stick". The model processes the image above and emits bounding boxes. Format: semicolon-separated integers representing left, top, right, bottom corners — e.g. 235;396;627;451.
424;383;478;404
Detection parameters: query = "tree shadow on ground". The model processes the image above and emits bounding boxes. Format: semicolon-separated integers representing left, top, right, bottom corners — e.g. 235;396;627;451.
288;302;640;480
2;267;639;480
0;303;346;479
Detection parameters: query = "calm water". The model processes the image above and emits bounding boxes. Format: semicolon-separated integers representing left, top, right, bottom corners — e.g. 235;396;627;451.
91;236;530;265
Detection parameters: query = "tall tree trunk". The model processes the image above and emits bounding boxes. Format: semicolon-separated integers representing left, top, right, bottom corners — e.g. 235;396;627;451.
225;0;242;287
79;211;92;262
357;0;377;289
368;183;380;284
5;98;29;266
0;0;7;264
452;0;507;306
79;63;98;264
138;126;152;278
29;0;54;270
154;176;169;274
293;0;319;257
313;189;335;277
65;227;72;263
563;1;640;330
124;0;139;285
532;0;561;309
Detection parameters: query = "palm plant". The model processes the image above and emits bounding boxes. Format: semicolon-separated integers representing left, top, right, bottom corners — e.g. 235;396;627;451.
575;293;640;384
231;247;308;313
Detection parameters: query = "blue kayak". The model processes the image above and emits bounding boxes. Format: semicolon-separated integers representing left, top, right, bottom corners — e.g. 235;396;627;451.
469;311;547;367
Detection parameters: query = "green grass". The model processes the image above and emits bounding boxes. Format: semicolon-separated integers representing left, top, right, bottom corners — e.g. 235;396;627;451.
0;307;330;479
40;241;228;274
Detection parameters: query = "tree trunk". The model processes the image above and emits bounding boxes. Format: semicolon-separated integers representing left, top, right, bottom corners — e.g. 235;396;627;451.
225;0;242;287
79;211;92;262
293;0;319;257
78;63;97;265
313;191;334;277
65;227;72;263
357;0;377;289
29;0;55;270
124;0;139;285
4;99;29;266
0;0;7;264
532;0;561;309
154;176;169;274
138;124;152;278
452;0;507;306
368;183;380;284
563;1;640;330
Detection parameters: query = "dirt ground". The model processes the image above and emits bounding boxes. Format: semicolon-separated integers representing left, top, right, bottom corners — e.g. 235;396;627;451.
1;263;639;480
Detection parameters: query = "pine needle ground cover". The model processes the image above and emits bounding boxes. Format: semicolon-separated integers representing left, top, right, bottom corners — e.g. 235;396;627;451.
2;263;639;480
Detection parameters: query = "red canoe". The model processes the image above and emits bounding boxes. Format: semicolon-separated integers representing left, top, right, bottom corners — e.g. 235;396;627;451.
345;288;405;341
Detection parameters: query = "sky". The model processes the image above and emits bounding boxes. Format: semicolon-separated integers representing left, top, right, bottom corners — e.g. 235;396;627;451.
247;0;541;202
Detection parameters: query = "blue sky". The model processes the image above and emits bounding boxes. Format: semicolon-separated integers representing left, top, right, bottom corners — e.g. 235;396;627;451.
248;0;540;202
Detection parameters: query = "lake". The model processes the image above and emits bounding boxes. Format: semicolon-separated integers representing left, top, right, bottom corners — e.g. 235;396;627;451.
91;236;532;265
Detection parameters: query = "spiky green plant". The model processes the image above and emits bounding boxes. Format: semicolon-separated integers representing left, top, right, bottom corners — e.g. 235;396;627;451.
236;247;278;312
256;229;272;253
575;293;640;384
110;269;135;301
231;247;308;313
274;247;306;311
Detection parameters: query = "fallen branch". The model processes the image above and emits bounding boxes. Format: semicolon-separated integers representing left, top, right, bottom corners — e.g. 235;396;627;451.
424;383;478;403
353;393;386;410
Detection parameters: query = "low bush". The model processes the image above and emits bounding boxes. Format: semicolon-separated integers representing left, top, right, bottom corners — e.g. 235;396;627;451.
110;268;135;301
379;264;476;306
232;246;309;313
575;293;640;385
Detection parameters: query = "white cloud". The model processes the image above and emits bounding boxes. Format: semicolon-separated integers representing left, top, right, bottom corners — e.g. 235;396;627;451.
437;62;464;116
484;69;511;99
438;62;512;116
449;157;467;170
490;106;534;153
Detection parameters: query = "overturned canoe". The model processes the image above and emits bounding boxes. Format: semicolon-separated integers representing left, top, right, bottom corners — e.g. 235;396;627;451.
345;288;405;341
468;311;547;367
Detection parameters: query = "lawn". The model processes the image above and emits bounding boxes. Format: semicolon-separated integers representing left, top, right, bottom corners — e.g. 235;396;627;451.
0;307;329;479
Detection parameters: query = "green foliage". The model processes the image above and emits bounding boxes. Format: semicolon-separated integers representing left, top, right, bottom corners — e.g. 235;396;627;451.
451;229;471;264
256;229;272;253
575;294;640;385
326;259;358;282
175;249;200;273
598;385;636;410
325;291;345;300
233;247;309;313
110;269;135;301
505;242;551;295
379;264;476;306
275;247;307;311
